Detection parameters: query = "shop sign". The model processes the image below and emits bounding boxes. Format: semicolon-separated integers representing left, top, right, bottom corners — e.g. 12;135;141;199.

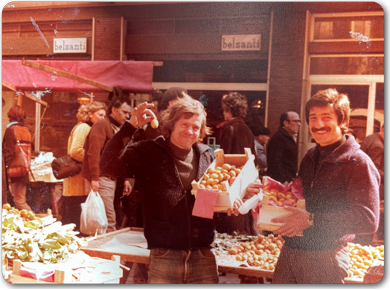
53;38;87;53
221;34;261;51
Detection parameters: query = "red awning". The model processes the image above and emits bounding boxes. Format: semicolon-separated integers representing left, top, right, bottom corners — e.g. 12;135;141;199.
2;60;154;92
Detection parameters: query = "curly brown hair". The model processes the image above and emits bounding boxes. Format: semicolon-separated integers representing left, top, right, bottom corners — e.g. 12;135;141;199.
221;92;248;118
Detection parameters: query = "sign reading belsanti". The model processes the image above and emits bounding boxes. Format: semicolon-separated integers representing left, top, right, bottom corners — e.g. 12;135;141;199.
222;34;261;51
53;38;87;53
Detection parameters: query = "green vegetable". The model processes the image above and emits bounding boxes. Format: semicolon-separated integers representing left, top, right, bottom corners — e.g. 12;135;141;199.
2;206;88;264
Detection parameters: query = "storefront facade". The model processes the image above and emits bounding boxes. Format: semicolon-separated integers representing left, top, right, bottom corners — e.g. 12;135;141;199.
2;2;384;162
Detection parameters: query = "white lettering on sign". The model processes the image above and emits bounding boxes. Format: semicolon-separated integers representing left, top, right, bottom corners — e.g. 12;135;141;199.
221;34;261;51
53;38;87;53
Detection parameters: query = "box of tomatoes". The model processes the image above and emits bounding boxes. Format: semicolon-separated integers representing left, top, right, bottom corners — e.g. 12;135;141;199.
191;148;258;212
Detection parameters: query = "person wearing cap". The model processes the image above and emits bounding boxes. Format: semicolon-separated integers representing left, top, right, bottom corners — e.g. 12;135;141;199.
251;125;271;177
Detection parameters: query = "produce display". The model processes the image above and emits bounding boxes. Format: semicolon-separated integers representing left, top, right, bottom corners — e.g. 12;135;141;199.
347;243;384;279
2;203;88;264
198;163;243;190
262;186;299;207
229;234;283;270
213;232;384;281
213;232;282;271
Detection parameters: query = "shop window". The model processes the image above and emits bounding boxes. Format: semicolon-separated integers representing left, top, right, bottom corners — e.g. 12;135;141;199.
310;56;384;75
313;15;384;41
310;85;383;143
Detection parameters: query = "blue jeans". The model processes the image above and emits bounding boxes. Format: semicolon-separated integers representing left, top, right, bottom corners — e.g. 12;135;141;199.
148;248;219;284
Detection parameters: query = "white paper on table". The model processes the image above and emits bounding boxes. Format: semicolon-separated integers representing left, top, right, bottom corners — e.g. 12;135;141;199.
99;231;148;250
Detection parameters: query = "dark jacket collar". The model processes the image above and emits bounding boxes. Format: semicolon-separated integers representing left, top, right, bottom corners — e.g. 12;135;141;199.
279;127;295;141
307;134;360;163
108;115;121;127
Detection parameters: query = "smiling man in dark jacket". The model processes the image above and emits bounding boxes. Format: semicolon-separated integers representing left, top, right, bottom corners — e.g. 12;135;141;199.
244;89;380;283
269;88;380;283
107;98;218;284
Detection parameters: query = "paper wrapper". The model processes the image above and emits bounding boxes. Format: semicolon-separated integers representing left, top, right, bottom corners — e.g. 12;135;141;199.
262;176;304;207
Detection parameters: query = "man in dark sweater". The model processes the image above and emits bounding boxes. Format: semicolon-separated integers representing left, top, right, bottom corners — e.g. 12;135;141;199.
266;111;301;184
106;98;218;283
245;89;380;283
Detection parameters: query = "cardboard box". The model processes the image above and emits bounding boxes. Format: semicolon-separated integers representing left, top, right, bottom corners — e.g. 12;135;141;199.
257;195;305;234
191;148;258;212
7;255;122;284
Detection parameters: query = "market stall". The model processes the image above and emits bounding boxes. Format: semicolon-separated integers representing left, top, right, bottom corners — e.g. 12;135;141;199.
2;60;154;93
2;204;124;284
2;59;155;216
2;193;384;284
80;227;384;284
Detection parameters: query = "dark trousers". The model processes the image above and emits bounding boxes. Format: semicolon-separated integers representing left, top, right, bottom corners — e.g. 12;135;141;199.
61;195;88;232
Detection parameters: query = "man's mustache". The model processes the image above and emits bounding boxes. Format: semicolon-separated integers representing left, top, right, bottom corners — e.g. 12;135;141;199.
311;127;331;133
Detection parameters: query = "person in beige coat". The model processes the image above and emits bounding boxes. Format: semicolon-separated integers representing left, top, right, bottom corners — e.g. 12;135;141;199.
61;101;106;231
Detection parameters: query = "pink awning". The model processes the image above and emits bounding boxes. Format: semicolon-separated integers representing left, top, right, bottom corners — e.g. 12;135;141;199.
2;60;154;92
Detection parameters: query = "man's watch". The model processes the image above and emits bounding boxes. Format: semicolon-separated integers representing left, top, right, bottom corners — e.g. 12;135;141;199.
307;213;314;227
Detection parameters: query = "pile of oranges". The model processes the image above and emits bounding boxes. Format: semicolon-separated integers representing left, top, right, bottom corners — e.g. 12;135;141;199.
198;163;243;190
263;186;298;207
347;243;384;279
227;234;284;271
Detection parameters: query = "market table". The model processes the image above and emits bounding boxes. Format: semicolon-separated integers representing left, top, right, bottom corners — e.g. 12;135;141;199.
81;227;367;283
29;163;62;217
80;227;275;280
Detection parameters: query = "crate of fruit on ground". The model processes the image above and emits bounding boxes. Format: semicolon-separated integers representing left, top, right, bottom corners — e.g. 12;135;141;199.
257;176;305;233
191;148;258;212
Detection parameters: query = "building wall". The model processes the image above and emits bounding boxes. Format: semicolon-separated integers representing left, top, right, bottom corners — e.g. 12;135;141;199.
2;2;384;154
267;8;306;134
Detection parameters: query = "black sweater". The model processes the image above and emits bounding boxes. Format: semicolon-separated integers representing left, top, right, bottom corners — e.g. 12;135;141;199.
101;121;215;250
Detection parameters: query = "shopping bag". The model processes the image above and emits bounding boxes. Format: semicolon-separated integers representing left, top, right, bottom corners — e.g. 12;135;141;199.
80;190;108;236
6;125;32;178
51;155;82;180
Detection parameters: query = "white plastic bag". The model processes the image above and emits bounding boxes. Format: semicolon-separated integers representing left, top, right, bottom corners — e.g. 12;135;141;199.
239;189;263;215
80;190;108;236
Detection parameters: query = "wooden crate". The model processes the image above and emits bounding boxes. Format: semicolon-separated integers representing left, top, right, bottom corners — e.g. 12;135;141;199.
191;148;258;212
7;255;123;284
257;195;305;234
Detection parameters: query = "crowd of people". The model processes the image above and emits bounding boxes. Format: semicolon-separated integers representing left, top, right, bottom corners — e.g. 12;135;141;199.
2;87;382;284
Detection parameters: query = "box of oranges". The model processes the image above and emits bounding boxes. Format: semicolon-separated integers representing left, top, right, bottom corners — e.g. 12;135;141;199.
191;148;258;212
257;176;305;233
